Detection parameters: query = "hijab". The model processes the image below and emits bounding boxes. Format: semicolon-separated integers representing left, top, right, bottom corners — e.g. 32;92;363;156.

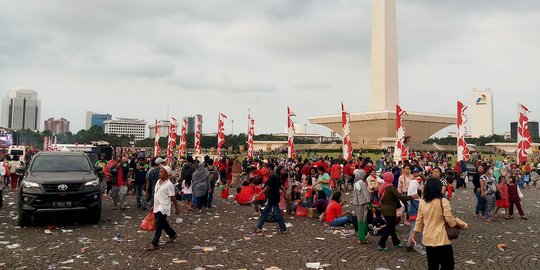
192;164;209;185
378;172;395;200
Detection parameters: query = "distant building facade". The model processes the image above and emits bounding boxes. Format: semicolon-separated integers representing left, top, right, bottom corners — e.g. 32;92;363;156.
510;121;539;140
86;111;112;129
149;120;172;139
44;117;70;134
184;114;202;134
470;89;494;138
2;89;41;131
104;118;146;141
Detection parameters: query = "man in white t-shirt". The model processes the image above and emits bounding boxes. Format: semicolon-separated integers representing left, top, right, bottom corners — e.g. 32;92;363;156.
147;165;180;251
406;167;422;251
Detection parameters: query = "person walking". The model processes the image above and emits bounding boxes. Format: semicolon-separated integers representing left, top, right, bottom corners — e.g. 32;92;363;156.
146;157;164;208
377;172;413;251
147;165;180;251
352;171;371;244
8;155;22;191
192;163;210;211
254;164;289;234
412;178;468;270
206;160;219;208
481;168;498;222
472;165;486;218
506;175;528;220
134;158;150;211
231;158;242;188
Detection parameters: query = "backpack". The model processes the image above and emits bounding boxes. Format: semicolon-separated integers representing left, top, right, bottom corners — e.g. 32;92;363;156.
208;168;219;185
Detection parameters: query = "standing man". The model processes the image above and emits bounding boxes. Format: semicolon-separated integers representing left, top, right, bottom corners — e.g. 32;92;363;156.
95;154;108;196
254;164;289;234
146;157;164;208
134;158;150;211
147;165;180;251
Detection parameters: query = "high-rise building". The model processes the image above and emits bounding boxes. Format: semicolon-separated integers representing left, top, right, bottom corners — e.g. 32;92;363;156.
86;111;112;129
2;89;41;131
149;120;172;139
470;89;494;138
184;114;202;134
44;118;70;134
104;118;146;141
510;121;539;140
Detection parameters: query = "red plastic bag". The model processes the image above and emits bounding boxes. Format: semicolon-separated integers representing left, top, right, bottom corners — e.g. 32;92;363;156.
295;205;308;217
140;210;156;231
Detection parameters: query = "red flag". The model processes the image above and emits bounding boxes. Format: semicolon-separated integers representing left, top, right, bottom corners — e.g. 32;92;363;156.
287;106;296;159
178;118;187;157
394;105;408;163
154;120;161;157
518;103;532;164
457;101;470;161
341;102;353;161
167;118;178;163
194;115;202;155
247;111;255;160
217;113;227;156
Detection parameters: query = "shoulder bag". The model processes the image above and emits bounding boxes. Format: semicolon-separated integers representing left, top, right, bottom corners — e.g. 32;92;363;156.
440;198;460;240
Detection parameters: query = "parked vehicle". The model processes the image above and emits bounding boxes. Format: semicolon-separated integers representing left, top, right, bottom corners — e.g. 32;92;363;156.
17;151;101;226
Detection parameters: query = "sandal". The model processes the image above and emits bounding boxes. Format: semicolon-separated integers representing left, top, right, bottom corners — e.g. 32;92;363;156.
166;234;177;244
146;245;159;251
520;216;528;220
277;231;287;235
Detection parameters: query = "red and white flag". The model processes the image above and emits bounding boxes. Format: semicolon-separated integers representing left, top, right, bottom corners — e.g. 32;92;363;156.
154;120;161;157
287;107;296;159
517;103;533;164
167;118;178;163
341;102;353;161
43;136;49;152
457;101;470;162
394;105;408;163
217;113;227;156
247;110;255;160
52;135;58;151
178;118;187;158
194;115;202;155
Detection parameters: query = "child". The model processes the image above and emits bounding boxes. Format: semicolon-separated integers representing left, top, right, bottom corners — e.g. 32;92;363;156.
219;181;230;202
506;175;528;220
181;177;193;211
369;209;386;236
494;177;509;218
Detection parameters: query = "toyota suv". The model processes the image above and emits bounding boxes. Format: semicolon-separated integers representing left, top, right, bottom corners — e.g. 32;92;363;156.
17;151;101;226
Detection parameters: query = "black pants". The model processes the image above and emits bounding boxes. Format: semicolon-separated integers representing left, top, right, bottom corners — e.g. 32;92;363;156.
426;245;454;270
106;180;113;195
378;215;399;248
151;212;176;246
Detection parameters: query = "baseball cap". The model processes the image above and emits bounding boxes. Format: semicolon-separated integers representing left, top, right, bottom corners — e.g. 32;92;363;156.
160;165;172;175
155;157;165;165
413;167;421;173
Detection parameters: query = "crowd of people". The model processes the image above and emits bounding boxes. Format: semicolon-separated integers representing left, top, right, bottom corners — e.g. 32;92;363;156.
4;147;537;269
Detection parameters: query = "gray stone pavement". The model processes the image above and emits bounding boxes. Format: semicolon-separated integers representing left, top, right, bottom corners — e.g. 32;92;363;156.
0;186;539;270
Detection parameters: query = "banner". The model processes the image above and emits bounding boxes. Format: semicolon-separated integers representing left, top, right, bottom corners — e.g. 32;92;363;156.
194;115;202;155
167;117;178;163
287;106;296;159
52;135;58;151
247;111;255;160
341;102;353;161
43;136;49;152
179;118;187;158
517;103;533;164
393;104;408;163
457;101;470;161
154;120;160;157
217;113;227;156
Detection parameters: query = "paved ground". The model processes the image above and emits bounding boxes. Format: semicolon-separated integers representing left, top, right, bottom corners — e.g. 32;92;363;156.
0;185;539;270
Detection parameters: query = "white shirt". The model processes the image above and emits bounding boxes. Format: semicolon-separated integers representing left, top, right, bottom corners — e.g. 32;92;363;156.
153;179;175;216
0;162;6;177
407;178;421;201
181;180;192;195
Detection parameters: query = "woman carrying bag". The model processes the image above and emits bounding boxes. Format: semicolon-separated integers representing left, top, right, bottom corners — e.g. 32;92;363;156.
412;178;468;270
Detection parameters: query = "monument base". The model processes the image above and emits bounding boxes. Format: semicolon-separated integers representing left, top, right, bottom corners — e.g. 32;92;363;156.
309;110;456;148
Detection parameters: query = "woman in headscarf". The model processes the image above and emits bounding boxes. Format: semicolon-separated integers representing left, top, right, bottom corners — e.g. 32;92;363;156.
191;164;210;211
377;172;413;251
352;170;372;244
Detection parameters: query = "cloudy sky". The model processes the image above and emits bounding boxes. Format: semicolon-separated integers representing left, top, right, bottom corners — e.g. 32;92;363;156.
1;0;539;137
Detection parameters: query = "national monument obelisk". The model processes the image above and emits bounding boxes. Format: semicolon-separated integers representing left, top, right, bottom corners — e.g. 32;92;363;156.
309;0;456;148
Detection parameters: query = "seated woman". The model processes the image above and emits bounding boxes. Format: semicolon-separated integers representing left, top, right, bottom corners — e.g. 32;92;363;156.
325;192;352;227
235;181;256;205
313;190;329;215
289;185;303;214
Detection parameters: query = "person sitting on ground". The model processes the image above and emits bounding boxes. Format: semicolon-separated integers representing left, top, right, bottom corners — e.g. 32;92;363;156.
235;181;256;205
289;185;303;214
313;190;329;216
324;192;352;227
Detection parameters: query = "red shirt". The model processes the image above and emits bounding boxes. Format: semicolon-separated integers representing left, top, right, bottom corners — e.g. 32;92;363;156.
330;164;341;179
325;200;343;223
342;165;351;176
301;165;311;176
235;186;256;204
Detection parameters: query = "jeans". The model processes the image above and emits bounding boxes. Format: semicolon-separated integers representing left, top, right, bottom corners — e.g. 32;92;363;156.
426;245;454;270
256;202;286;232
111;186;121;206
474;191;485;216
378;215;399;248
407;220;422;247
206;182;216;208
329;216;350;227
484;194;495;220
195;195;207;210
135;183;146;209
151;212;176;246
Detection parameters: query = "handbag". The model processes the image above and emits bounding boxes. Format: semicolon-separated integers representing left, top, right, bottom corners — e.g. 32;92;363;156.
140;209;156;231
440;199;460;240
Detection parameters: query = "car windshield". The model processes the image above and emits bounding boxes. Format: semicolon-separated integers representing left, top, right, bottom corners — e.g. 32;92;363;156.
31;155;91;172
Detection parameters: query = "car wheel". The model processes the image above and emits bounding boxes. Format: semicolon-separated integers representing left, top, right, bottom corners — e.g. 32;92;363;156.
17;208;31;227
88;207;101;224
